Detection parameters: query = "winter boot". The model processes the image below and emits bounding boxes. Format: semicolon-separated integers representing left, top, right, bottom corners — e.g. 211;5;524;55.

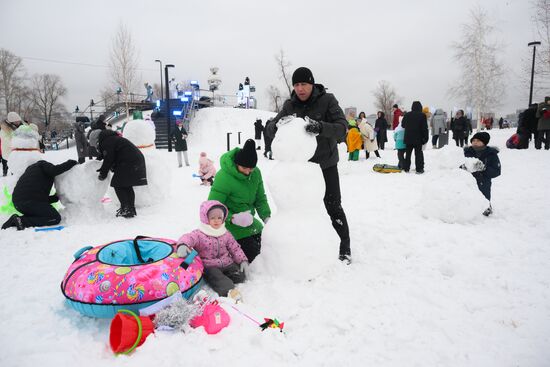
482;205;493;217
115;207;126;217
121;207;135;218
338;239;352;265
2;214;21;230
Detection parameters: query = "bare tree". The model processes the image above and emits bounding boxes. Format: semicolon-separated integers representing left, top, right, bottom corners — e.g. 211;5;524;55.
0;48;26;115
450;5;506;130
109;22;141;121
30;73;67;130
530;0;550;98
372;80;401;124
266;85;283;112
275;49;293;98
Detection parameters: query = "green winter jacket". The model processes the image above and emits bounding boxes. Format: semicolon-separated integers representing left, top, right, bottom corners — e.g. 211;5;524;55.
207;148;271;240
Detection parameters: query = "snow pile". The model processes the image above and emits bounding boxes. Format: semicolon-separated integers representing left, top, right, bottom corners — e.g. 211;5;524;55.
123;119;171;207
54;160;110;223
271;117;317;162
7;125;42;179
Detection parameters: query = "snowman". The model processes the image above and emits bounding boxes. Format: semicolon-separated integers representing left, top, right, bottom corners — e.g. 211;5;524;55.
1;125;43;211
122;117;171;207
419;146;489;223
256;117;339;280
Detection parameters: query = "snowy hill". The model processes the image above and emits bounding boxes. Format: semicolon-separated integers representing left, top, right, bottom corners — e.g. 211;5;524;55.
1;107;549;366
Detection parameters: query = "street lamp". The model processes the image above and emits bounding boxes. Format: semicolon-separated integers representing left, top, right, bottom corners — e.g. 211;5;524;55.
528;41;542;106
155;59;163;100
74;106;79;114
164;64;175;151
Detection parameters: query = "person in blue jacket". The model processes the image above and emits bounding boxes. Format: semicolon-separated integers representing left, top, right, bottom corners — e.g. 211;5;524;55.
461;132;501;216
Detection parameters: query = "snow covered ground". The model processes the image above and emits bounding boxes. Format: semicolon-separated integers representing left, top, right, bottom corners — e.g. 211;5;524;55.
1;107;549;367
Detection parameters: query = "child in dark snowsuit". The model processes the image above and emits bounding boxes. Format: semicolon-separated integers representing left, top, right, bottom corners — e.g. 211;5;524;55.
461;132;501;216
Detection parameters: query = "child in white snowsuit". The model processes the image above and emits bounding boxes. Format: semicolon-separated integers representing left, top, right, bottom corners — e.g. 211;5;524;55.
177;200;249;297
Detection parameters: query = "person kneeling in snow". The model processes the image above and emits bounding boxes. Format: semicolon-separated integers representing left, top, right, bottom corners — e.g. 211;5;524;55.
177;200;249;300
198;152;216;186
460;132;501;216
207;139;271;263
2;159;78;230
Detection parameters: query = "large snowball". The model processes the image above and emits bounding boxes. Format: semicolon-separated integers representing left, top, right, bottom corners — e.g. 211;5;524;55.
123;119;156;147
55;160;110;223
271;117;317;162
419;146;489;222
5;125;42;189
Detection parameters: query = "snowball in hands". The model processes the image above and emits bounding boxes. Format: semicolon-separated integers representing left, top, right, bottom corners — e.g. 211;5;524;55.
463;157;485;173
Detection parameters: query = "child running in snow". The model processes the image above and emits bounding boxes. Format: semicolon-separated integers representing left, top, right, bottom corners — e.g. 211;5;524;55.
177;200;249;299
198;152;216;186
460;132;501;216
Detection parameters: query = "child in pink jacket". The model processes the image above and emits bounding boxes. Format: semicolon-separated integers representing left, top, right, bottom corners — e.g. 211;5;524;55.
198;152;216;186
177;200;249;297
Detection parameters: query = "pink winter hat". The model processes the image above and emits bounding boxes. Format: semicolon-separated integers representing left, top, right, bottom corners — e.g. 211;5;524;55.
199;200;228;224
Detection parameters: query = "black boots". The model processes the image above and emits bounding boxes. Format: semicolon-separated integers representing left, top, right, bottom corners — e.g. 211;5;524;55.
1;214;24;230
116;207;136;218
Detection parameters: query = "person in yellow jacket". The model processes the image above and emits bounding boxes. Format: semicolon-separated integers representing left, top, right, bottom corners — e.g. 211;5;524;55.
346;125;363;161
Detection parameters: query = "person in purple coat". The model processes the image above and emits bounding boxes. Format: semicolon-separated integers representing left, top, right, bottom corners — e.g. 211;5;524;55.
176;200;249;298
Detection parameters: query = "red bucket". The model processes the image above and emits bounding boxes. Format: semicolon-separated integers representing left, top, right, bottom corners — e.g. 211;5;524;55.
109;310;154;354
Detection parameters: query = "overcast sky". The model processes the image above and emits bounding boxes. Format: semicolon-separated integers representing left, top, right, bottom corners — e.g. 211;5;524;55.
1;0;542;117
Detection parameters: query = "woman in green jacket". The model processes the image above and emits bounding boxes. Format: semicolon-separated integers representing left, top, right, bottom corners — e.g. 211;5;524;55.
208;139;271;262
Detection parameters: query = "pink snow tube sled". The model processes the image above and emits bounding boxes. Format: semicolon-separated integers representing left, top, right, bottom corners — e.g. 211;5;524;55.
61;236;204;318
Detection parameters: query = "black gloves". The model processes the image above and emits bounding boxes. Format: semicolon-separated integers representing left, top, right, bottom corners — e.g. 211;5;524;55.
98;173;107;181
265;120;278;139
48;194;59;203
67;159;78;167
304;117;322;135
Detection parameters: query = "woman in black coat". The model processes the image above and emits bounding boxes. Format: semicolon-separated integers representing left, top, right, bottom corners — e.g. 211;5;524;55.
451;110;467;147
374;111;388;150
171;121;189;167
97;130;147;218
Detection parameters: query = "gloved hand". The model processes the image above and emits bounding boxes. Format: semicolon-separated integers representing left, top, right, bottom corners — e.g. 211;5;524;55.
98;172;107;181
48;194;59;203
304;116;322;135
177;244;192;258
265;119;278;138
473;160;485;172
240;261;250;279
263;217;270;224
67;159;78;167
231;211;254;227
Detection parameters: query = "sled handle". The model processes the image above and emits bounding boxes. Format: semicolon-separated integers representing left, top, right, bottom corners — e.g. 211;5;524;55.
73;246;93;260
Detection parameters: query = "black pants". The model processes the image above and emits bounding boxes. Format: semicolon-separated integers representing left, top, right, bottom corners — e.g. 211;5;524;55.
365;150;380;159
536;130;550;149
322;165;351;255
204;264;245;297
455;138;465;147
1;157;7;176
237;233;262;263
404;144;424;172
14;200;61;228
397;149;406;169
114;187;136;209
432;135;439;146
378;140;385;150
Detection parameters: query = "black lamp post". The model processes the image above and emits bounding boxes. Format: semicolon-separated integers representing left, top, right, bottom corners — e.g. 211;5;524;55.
528;41;541;106
155;59;163;100
164;64;175;151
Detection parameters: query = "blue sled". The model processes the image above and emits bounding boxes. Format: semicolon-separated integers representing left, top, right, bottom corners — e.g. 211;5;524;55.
34;225;65;232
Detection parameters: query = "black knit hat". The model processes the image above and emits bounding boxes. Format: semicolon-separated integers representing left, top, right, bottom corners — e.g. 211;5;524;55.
234;139;257;168
471;132;490;145
292;67;315;85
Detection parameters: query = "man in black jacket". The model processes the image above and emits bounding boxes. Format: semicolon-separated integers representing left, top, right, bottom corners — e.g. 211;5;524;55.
265;67;351;264
1;159;77;230
402;101;429;174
